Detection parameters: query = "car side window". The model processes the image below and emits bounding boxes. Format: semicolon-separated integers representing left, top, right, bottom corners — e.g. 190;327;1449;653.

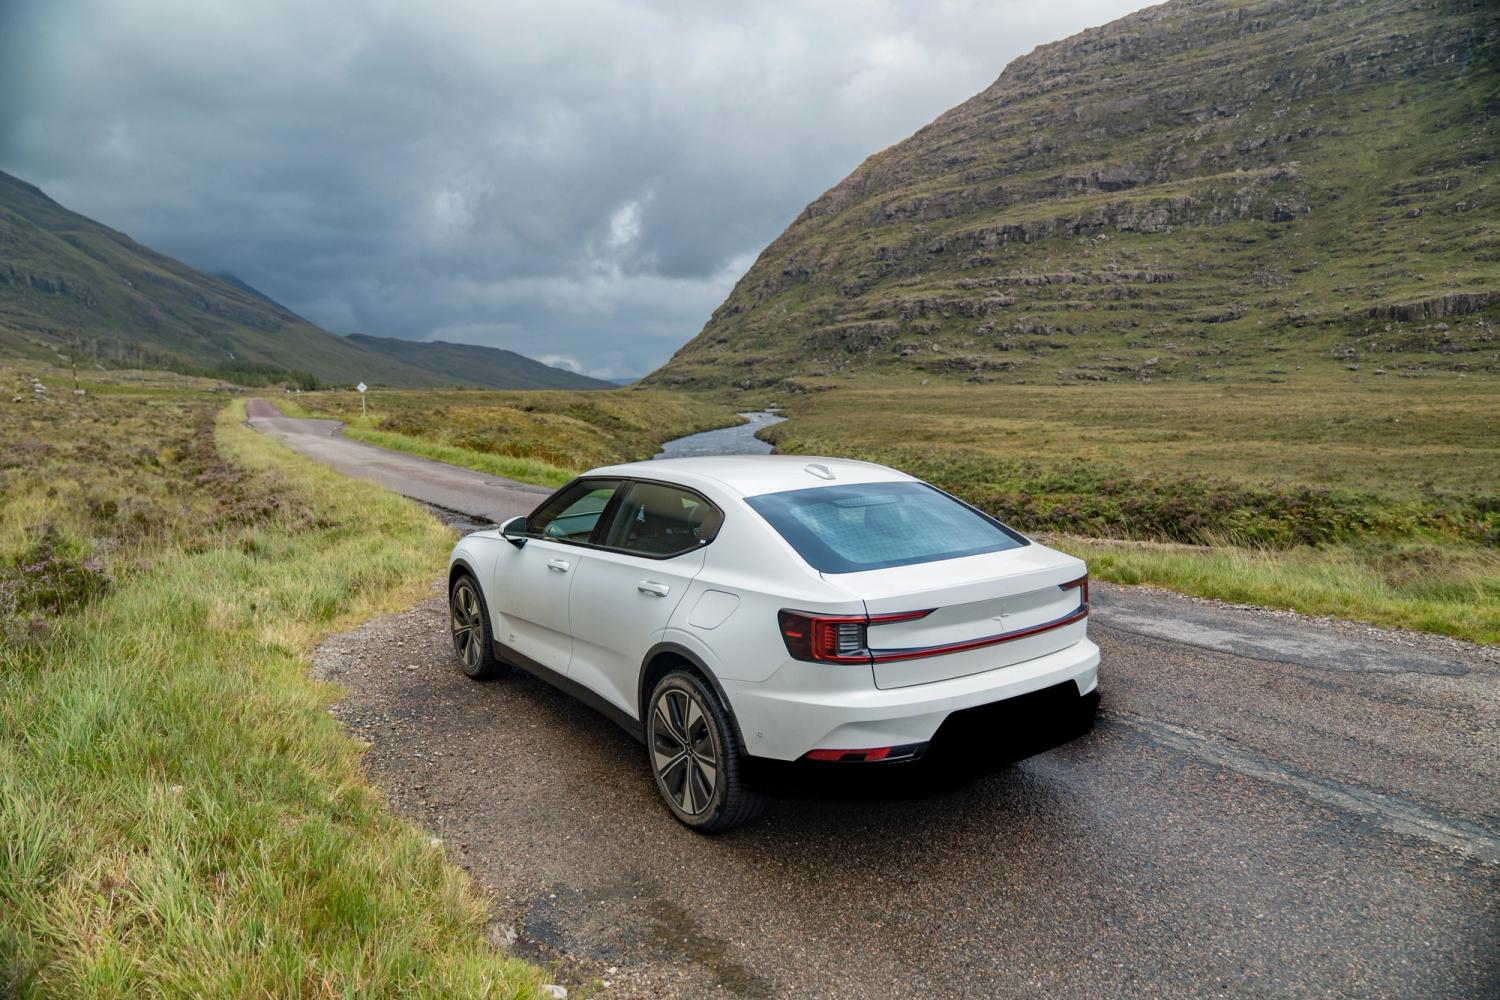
528;479;622;544
603;481;723;557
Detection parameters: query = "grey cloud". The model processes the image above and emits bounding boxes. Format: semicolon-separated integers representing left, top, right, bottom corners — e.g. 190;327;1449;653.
2;0;1146;378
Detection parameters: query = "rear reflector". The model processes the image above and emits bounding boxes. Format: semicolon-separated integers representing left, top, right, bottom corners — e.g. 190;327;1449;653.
803;743;926;763
805;746;895;763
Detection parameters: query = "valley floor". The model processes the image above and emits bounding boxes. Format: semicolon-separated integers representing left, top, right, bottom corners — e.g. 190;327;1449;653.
242;390;1500;996
282;370;1500;643
4;362;1491;996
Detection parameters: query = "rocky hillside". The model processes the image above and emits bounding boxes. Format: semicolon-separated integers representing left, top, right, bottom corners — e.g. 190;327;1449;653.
649;0;1499;392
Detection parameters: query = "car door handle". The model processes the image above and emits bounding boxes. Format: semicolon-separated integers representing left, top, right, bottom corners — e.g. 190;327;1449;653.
637;581;670;597
546;559;571;573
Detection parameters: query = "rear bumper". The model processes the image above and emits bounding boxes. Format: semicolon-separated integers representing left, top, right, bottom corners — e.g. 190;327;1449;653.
723;637;1100;762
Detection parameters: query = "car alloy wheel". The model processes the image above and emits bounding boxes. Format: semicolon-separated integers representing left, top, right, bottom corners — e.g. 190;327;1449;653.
646;670;766;831
450;579;484;672
448;573;507;680
651;686;720;816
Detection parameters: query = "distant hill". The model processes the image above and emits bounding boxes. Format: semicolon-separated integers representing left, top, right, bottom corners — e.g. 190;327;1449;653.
0;171;603;390
649;0;1499;391
346;334;614;390
0;170;455;386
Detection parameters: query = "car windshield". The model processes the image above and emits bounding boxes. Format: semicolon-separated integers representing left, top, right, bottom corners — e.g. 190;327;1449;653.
744;481;1027;573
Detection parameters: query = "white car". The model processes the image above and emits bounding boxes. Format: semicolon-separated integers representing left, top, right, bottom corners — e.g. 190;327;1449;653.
448;456;1099;831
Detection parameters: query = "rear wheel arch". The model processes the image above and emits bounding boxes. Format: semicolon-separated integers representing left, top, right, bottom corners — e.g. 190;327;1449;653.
639;643;744;747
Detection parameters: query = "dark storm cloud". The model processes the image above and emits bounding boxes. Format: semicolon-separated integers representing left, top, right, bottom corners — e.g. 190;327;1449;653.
1;0;1146;378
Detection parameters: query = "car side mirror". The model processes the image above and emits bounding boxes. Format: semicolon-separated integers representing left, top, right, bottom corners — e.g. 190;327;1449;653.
499;515;528;549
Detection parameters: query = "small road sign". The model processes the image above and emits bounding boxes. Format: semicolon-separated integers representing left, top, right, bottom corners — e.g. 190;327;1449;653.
357;382;367;417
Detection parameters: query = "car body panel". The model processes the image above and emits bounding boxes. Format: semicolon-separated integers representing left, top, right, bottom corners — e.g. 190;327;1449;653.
591;454;913;500
490;535;578;672
569;546;705;716
835;545;1088;689
662;499;867;685
722;638;1100;760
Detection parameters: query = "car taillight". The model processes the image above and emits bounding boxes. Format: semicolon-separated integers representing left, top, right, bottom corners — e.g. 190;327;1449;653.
777;610;868;663
777;608;933;664
1059;573;1089;608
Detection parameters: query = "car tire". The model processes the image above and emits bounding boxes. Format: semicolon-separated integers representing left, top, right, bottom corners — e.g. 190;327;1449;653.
449;573;510;680
647;670;766;832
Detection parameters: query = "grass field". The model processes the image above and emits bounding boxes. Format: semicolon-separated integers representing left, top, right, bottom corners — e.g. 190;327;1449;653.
279;386;741;486
760;373;1499;642
269;369;1497;642
0;367;542;997
763;373;1500;499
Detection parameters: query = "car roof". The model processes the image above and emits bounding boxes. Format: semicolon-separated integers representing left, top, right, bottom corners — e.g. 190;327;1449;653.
586;455;915;498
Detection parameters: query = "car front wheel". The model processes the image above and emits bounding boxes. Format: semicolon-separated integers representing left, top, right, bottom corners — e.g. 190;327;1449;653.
449;573;510;680
647;670;765;832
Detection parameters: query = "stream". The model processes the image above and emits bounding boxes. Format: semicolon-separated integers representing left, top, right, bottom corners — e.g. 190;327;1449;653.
652;410;785;459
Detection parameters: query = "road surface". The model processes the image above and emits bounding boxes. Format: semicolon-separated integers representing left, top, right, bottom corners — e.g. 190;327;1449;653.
245;398;549;521
250;400;1499;998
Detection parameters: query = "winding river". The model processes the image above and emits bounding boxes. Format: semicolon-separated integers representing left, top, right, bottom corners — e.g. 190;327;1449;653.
652;410;785;459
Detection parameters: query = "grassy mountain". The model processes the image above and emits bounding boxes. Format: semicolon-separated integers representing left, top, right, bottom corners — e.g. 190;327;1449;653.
216;271;292;310
346;333;614;390
649;0;1499;392
0;170;457;386
0;171;599;390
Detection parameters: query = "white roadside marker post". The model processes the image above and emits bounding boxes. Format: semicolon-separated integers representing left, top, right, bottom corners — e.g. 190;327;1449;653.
357;381;367;419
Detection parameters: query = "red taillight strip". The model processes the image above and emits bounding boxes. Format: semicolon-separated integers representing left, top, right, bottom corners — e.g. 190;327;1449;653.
1059;573;1089;605
868;578;1089;664
779;575;1088;666
868;609;936;625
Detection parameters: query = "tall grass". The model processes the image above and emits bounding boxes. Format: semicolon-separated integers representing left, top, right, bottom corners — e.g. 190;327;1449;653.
0;398;542;997
1057;535;1500;644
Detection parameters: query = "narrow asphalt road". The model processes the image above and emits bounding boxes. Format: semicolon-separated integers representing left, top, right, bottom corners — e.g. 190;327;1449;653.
246;398;550;520
251;401;1499;998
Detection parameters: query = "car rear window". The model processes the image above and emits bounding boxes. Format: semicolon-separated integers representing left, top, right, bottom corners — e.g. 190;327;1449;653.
744;481;1027;573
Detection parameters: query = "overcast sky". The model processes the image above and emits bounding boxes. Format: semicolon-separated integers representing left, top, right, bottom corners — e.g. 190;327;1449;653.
1;0;1147;378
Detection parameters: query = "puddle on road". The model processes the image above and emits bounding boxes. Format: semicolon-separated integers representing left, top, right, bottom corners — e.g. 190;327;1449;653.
513;881;772;997
418;501;493;536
